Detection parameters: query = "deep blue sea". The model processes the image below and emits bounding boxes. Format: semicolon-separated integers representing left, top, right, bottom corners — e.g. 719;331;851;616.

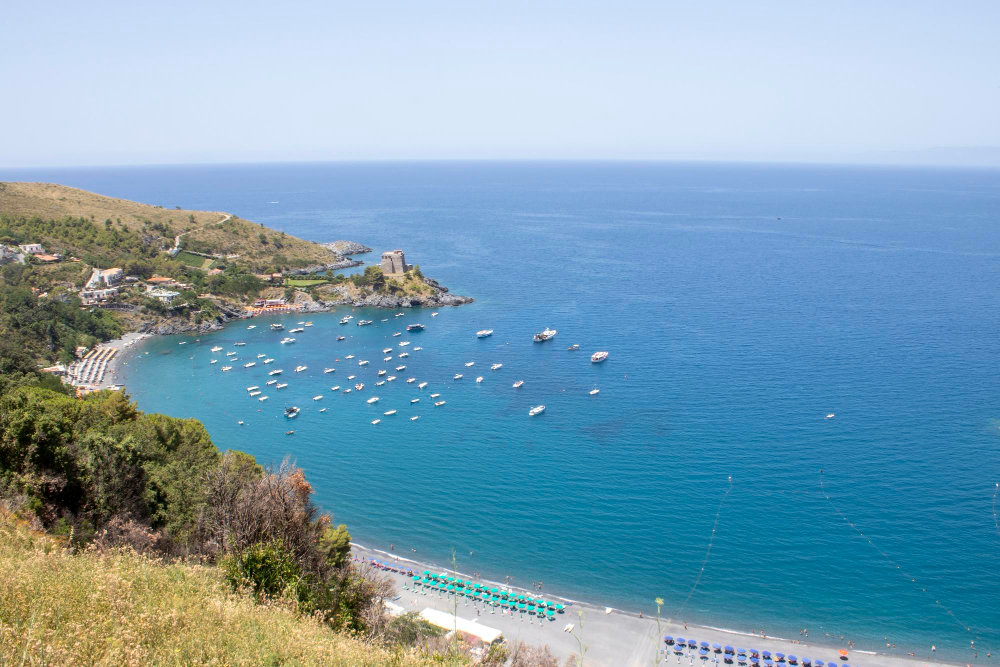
4;162;999;661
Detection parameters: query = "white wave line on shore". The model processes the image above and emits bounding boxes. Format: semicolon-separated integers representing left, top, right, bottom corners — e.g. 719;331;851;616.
819;471;988;655
992;482;999;539
675;476;734;617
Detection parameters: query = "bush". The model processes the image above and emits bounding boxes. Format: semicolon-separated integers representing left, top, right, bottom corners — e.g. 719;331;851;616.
224;539;304;602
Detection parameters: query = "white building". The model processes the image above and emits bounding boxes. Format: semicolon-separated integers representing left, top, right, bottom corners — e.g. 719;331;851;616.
147;287;180;303
19;243;44;255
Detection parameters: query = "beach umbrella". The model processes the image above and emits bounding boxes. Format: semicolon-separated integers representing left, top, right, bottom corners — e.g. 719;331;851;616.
713;644;722;652
675;647;685;654
555;603;565;610
750;650;760;657
688;640;698;648
838;652;848;660
516;603;526;610
446;585;455;592
737;649;747;656
490;587;499;594
456;579;464;586
764;659;773;665
725;657;733;664
422;570;431;575
546;609;554;618
517;594;526;601
700;649;709;656
801;661;810;666
775;653;785;661
677;638;687;646
813;662;822;667
701;642;710;649
788;656;797;664
750;658;759;664
665;636;675;645
725;647;735;654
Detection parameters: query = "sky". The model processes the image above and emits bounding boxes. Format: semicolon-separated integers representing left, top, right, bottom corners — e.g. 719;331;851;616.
2;0;999;167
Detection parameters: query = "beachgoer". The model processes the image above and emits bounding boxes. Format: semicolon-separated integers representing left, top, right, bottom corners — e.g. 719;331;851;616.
640;612;643;618
932;645;936;652
684;623;688;630
390;544;394;551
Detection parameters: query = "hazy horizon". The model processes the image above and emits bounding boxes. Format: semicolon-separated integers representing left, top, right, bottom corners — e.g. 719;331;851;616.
3;0;998;168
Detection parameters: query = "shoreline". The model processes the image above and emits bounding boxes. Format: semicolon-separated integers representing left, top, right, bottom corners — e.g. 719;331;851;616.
351;542;962;667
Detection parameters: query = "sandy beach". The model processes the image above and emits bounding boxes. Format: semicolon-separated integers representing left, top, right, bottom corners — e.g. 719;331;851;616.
92;331;151;390
354;544;958;667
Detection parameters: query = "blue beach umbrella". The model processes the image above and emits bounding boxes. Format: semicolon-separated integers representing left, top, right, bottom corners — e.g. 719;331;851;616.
801;661;810;666
677;638;687;645
737;649;747;656
764;659;773;665
688;640;698;648
665;636;675;644
713;644;722;652
675;646;685;654
725;657;733;664
763;652;771;658
701;642;710;649
776;653;785;661
788;656;797;664
725;647;735;654
751;650;760;657
815;661;824;666
750;658;760;664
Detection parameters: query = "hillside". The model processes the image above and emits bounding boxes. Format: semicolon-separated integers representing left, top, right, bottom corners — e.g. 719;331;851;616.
0;512;441;666
0;182;351;273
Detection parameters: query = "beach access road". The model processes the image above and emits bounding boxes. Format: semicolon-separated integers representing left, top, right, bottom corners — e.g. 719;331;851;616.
363;549;953;667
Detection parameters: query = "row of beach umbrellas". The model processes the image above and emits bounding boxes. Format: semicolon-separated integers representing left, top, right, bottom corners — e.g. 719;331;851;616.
663;638;853;667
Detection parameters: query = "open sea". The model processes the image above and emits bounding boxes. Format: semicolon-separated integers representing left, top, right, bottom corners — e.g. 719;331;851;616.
3;161;999;661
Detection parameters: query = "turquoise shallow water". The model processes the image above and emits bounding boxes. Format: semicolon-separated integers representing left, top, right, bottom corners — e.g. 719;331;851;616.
4;162;999;660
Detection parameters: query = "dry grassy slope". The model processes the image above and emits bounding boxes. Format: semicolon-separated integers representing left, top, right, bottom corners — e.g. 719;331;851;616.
0;182;339;271
0;513;443;666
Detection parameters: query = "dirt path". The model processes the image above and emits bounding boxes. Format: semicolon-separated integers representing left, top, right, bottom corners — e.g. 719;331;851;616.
169;213;232;256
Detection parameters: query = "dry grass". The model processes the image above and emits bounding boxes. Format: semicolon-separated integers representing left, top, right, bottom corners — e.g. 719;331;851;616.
0;514;440;666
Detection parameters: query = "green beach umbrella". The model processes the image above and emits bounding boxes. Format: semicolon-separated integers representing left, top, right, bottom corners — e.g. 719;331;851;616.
546;609;555;617
447;576;455;582
555;604;565;611
447;585;455;592
422;570;431;575
516;603;526;611
516;594;525;601
456;579;464;586
490;587;499;594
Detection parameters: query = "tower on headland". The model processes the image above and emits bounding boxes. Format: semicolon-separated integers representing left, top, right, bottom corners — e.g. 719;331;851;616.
381;249;412;276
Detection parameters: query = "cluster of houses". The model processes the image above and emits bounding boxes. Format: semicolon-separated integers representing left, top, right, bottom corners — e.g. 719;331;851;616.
80;267;186;306
0;243;69;265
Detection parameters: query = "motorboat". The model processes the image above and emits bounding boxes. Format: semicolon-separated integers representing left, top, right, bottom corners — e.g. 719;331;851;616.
257;353;266;358
227;351;237;356
276;383;288;389
378;370;387;376
358;360;369;366
406;323;425;331
435;401;446;407
826;413;836;419
324;368;336;374
313;395;323;401
395;312;404;318
337;336;346;341
589;389;600;396
533;328;557;342
453;374;463;380
246;386;260;392
345;355;355;359
371;419;381;425
290;327;304;334
234;342;246;347
399;341;411;347
285;430;294;435
285;406;299;418
244;362;256;368
568;344;580;351
411;398;420;404
297;321;304;325
384;409;397;416
249;391;261;397
383;348;393;354
591;351;609;363
270;323;284;331
375;380;385;386
211;346;223;352
386;376;396;382
383;356;392;362
354;383;364;391
398;352;409;358
395;365;406;371
367;397;379;404
319;408;327;412
258;395;268;401
247;325;256;329
269;369;283;376
413;347;422;351
330;385;340;391
393;332;402;337
339;317;350;325
348;374;356;380
410;416;420;421
406;378;416;383
304;322;313;327
477;329;493;338
529;405;545;416
430;393;440;398
280;337;296;344
210;359;218;364
491;363;502;371
418;382;428;389
263;358;275;364
431;312;438;317
343;389;352;394
238;420;244;425
513;380;524;388
266;379;278;386
476;376;483;383
222;366;232;371
465;361;475;367
357;319;373;327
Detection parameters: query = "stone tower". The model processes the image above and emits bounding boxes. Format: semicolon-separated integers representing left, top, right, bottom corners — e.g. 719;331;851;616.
381;250;411;276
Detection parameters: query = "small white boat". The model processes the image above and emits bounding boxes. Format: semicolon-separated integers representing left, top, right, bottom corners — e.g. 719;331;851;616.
227;351;237;356
533;328;557;342
313;395;323;401
411;398;420;404
263;358;275;364
222;366;232;371
238;420;244;425
513;380;524;388
269;369;283;376
476;376;484;383
375;380;386;386
465;361;475;367
348;374;356;380
211;346;223;352
393;332;402;337
477;329;493;338
383;348;393;354
395;312;404;318
267;380;278;386
431;312;438;317
529;405;545;416
234;342;246;347
345;354;355;360
378;370;387;376
276;383;288;389
430;393;440;398
319;408;327;412
357;319;373;326
330;385;340;391
297;321;304;325
418;382;428;389
371;419;381;425
339;317;350;325
395;365;406;371
285;406;299;418
324;368;336;374
281;337;296;345
399;352;409;358
289;327;304;334
258;395;268;401
249;391;261;397
343;389;352;394
568;344;580;351
244;362;256;368
453;374;463;380
435;401;446;407
247;325;256;330
304;322;313;327
399;341;411;347
825;413;836;419
491;363;502;371
179;341;188;346
406;323;424;331
589;389;600;396
210;359;218;364
381;319;388;322
384;409;397;416
257;353;266;358
367;397;379;404
358;360;369;366
413;347;422;351
337;336;346;341
383;356;392;362
271;323;285;331
386;376;396;382
247;386;260;392
406;378;416;384
355;383;364;391
591;351;609;363
410;416;420;421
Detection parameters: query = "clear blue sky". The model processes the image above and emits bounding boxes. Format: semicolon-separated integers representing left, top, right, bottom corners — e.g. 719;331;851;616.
3;0;998;167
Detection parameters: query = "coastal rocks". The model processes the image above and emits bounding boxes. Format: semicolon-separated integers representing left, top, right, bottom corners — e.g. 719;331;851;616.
320;240;372;256
311;283;472;309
